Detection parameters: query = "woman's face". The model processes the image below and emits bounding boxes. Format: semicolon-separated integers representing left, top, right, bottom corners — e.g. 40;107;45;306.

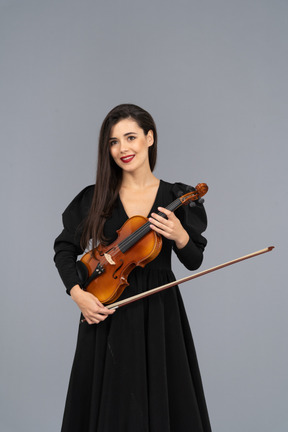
109;118;154;173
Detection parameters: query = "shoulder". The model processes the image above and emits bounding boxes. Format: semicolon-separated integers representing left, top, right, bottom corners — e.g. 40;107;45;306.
160;179;197;198
160;179;208;230
67;185;95;208
62;185;95;222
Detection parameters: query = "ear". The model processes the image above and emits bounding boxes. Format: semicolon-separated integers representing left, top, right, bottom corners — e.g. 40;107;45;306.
147;130;154;147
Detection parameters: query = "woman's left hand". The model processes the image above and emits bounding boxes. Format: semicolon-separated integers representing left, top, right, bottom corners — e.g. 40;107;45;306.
149;207;189;249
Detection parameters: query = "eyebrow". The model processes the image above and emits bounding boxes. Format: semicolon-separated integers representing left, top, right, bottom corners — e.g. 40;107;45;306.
109;132;138;140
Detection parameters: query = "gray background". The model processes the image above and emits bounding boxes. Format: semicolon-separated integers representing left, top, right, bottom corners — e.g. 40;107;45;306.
1;0;287;431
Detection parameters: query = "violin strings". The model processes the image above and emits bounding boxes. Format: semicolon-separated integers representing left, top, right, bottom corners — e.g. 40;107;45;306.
96;221;150;267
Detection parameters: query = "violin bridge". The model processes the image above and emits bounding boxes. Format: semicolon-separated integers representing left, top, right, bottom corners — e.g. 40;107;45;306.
104;253;116;265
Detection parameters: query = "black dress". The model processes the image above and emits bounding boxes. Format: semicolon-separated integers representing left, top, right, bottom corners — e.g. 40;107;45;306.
54;180;211;432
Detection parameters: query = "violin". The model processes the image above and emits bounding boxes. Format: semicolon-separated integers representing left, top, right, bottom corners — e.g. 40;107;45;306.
76;183;208;304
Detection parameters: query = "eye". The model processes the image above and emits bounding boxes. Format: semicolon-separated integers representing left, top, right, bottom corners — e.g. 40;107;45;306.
128;136;136;141
110;140;118;146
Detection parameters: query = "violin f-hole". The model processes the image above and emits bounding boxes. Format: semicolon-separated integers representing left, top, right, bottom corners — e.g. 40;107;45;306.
113;260;124;280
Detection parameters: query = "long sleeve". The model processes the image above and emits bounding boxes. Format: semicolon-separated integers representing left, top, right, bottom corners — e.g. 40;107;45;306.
171;182;207;271
53;185;94;294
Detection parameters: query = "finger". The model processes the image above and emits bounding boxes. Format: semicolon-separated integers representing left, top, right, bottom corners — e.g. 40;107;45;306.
149;213;163;223
150;211;177;228
94;307;113;316
150;212;170;224
81;313;109;325
149;216;173;232
158;208;180;224
149;223;173;239
94;298;115;314
157;207;172;217
85;314;106;325
94;311;115;323
94;314;107;322
94;307;116;320
97;306;115;315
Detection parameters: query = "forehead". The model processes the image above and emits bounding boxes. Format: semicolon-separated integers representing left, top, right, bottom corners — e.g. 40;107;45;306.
110;118;142;137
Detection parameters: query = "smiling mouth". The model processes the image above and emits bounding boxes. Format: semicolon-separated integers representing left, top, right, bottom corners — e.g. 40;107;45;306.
120;155;135;163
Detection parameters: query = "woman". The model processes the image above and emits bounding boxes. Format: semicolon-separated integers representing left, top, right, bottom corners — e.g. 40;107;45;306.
54;104;211;432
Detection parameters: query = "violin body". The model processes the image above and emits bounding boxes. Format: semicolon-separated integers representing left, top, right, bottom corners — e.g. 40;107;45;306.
80;215;162;304
78;182;208;304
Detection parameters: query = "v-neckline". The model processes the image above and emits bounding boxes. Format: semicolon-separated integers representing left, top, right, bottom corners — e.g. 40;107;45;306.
119;179;162;219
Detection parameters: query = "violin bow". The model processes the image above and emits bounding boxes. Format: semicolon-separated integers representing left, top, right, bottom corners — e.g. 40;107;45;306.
107;246;275;310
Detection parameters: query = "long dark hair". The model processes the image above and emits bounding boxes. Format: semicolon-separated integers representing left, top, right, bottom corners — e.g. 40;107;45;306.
81;103;158;249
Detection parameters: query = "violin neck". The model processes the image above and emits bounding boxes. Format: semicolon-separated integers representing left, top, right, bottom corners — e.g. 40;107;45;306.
158;197;183;216
118;197;183;253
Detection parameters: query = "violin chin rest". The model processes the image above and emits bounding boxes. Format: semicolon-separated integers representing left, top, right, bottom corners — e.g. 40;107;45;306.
76;261;89;286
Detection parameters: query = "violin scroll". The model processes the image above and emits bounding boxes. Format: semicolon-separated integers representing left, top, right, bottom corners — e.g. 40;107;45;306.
195;183;208;198
179;183;208;206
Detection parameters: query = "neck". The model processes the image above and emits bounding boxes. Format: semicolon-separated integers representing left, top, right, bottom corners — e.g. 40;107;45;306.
121;167;158;190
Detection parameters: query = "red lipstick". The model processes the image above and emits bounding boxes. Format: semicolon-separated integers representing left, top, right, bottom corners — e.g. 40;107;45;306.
120;155;135;163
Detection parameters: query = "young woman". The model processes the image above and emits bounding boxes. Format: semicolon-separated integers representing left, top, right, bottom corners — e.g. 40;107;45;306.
54;104;211;432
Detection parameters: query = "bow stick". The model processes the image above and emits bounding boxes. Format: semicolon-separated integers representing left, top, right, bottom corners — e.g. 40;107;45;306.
107;246;274;310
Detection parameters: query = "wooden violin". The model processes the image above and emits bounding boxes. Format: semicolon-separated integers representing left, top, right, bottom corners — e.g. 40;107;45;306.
77;182;208;304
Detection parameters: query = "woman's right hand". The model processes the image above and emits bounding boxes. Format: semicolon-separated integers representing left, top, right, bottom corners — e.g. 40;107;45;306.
70;285;116;325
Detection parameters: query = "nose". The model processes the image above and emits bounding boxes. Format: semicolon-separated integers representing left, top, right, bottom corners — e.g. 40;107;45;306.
119;140;128;153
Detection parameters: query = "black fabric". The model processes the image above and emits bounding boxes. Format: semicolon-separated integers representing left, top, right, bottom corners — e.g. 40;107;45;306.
54;180;211;432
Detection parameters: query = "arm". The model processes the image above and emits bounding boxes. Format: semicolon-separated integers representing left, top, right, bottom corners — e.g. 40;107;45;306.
149;205;206;270
53;186;114;323
70;285;115;324
149;182;207;271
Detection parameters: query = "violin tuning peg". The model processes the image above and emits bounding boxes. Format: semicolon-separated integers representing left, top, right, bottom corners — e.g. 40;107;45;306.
189;198;204;207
